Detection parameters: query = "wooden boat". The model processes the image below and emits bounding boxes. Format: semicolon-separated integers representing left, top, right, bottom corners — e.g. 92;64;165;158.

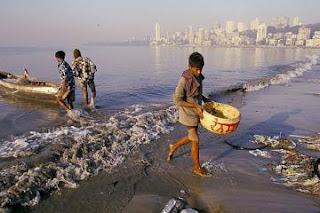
200;102;241;135
0;70;58;100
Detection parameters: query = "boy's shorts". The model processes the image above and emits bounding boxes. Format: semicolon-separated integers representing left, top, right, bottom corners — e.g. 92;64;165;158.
79;78;95;89
65;91;75;103
79;73;95;88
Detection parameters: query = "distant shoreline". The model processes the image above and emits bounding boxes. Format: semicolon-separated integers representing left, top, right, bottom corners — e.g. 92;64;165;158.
1;44;319;50
85;43;320;49
150;45;320;49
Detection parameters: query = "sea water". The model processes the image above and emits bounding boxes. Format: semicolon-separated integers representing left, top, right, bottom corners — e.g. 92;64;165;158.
1;46;320;212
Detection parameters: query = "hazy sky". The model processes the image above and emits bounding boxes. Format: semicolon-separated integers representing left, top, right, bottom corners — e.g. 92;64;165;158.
1;0;320;46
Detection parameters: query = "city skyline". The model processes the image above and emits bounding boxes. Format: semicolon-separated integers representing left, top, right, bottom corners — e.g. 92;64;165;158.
1;0;320;46
150;17;320;48
150;16;303;37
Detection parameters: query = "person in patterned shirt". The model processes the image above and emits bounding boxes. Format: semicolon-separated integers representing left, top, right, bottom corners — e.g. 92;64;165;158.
55;51;75;111
72;49;97;108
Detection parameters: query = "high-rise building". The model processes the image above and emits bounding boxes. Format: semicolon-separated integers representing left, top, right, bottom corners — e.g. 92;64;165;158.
184;29;188;41
256;23;267;43
273;33;285;40
270;17;277;28
271;16;290;28
250;18;260;31
285;32;295;46
238;22;248;32
196;28;205;45
204;29;210;41
307;31;320;47
292;17;301;27
226;21;235;33
297;26;311;40
165;32;170;44
188;26;194;44
213;22;221;33
155;22;161;42
313;31;320;39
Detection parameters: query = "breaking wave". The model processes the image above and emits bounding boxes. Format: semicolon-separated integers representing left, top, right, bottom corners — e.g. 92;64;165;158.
0;105;177;210
208;55;319;98
243;55;318;92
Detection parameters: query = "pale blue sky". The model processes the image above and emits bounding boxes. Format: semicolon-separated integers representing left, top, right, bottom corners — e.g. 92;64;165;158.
1;0;320;46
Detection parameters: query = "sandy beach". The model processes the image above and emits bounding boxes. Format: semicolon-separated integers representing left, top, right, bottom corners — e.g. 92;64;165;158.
34;65;320;213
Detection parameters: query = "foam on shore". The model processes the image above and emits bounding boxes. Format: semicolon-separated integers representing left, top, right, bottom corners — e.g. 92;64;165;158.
0;105;178;210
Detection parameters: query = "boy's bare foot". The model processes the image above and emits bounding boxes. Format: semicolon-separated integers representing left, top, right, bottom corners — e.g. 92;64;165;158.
167;144;175;161
193;168;211;177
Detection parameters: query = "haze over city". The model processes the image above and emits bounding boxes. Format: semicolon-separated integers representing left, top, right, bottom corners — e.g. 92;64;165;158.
1;0;320;46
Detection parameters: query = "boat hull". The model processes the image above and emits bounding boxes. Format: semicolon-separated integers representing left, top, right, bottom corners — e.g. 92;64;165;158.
0;71;58;100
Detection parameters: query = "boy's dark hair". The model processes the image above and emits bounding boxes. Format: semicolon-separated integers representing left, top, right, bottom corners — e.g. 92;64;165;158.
55;51;65;60
189;52;204;68
73;49;82;59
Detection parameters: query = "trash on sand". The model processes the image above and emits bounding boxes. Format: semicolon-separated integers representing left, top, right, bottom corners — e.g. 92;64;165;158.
271;150;320;195
162;197;186;213
251;134;296;150
302;176;319;186
249;149;271;158
306;144;320;151
257;167;268;172
161;197;199;213
289;133;320;151
250;134;320;195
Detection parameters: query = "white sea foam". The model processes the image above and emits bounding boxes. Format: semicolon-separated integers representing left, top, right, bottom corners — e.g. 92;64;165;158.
0;105;178;209
243;55;319;92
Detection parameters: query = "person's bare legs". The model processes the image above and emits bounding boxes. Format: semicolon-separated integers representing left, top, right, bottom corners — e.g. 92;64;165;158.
89;82;96;108
188;126;209;176
68;101;74;110
167;136;190;161
57;98;71;111
82;85;89;106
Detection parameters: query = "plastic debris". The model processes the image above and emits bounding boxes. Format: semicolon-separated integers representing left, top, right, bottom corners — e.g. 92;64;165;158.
250;134;320;195
180;208;199;213
271;150;319;194
161;197;186;213
290;133;320;151
303;176;319;186
251;134;296;150
249;149;271;158
257;167;268;172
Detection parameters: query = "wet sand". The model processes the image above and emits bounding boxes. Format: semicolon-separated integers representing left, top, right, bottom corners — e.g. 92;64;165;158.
32;125;320;213
32;65;320;213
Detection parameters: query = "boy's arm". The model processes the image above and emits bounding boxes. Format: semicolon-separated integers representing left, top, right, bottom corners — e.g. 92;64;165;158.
60;79;67;91
88;58;97;72
179;101;203;119
58;63;68;90
173;77;203;117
